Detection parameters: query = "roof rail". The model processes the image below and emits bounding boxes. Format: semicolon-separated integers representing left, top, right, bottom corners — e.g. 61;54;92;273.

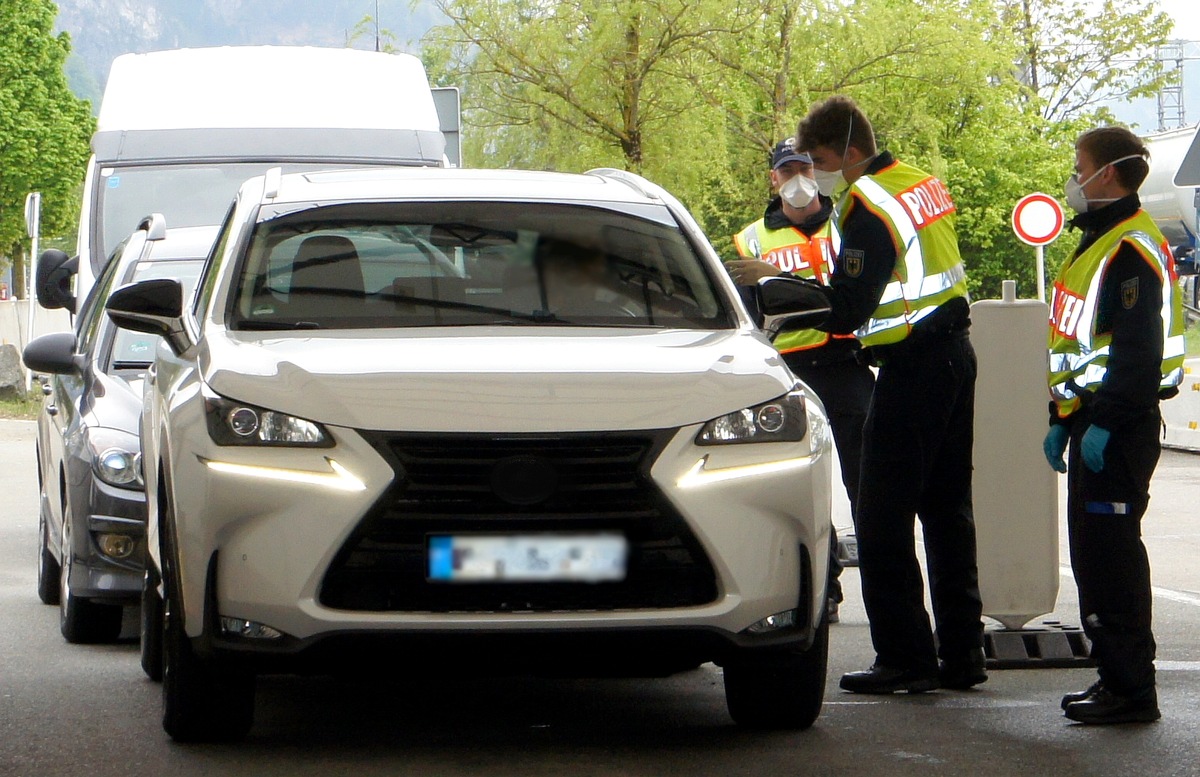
584;168;660;200
262;166;283;201
138;213;167;241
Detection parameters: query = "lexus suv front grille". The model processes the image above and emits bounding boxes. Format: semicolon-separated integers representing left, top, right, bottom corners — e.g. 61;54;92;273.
319;431;718;612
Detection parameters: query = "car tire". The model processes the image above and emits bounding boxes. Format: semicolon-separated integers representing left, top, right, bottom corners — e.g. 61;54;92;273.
59;523;123;644
37;509;61;605
724;616;829;730
160;518;255;742
141;568;164;682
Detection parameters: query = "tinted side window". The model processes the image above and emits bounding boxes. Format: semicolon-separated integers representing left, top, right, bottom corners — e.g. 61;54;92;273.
193;205;236;320
76;242;125;354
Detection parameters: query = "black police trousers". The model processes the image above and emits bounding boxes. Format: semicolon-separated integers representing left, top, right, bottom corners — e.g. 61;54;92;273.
1067;410;1160;697
856;334;984;673
785;355;875;605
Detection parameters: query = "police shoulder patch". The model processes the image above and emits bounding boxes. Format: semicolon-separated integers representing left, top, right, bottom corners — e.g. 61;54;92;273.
842;248;865;278
1120;277;1138;309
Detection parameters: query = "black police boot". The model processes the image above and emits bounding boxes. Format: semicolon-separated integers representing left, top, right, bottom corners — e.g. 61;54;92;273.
1061;681;1103;711
939;648;988;690
1064;688;1160;725
840;665;940;694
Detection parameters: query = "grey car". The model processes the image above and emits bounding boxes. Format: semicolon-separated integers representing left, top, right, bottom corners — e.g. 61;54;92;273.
25;216;210;644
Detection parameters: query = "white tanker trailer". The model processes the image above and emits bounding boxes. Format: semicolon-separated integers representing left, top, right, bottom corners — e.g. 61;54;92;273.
1142;125;1199;312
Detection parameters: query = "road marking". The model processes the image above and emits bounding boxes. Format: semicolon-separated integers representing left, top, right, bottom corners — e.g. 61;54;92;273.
1059;566;1200;608
826;700;1041;708
1157;661;1200;671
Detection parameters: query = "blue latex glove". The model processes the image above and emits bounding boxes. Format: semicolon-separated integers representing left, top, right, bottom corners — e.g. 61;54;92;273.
1043;425;1069;473
1081;425;1111;473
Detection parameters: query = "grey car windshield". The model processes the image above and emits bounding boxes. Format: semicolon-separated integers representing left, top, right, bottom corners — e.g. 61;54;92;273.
228;201;732;330
97;164;377;259
108;259;204;369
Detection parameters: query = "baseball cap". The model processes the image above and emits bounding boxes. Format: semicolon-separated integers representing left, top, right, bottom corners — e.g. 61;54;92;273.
771;138;812;169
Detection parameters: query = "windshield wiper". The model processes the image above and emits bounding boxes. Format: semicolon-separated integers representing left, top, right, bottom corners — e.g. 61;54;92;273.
110;360;153;370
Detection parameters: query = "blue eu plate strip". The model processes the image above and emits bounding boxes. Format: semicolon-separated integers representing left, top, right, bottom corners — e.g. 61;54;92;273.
428;536;454;580
1085;501;1129;515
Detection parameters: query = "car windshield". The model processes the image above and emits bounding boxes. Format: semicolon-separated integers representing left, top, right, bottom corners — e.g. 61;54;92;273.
107;259;204;370
97;163;378;259
227;201;731;331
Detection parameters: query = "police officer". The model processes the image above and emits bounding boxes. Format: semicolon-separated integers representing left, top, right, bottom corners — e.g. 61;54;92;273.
1045;126;1186;725
726;138;874;624
795;95;986;693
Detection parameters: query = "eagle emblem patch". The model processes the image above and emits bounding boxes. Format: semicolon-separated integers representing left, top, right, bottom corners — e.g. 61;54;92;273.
842;249;865;278
1120;277;1138;309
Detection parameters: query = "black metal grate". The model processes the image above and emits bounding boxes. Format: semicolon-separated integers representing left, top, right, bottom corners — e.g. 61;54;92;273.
319;431;718;612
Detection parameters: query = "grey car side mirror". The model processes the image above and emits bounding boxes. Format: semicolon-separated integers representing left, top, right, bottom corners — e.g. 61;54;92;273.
23;332;83;375
105;279;191;355
757;276;832;338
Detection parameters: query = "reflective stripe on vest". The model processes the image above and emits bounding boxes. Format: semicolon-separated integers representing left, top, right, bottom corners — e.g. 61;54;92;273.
836;162;969;347
1047;212;1187;418
732;217;845;352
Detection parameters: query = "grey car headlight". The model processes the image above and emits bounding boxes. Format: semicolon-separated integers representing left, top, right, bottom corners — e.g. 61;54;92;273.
87;429;144;490
203;386;332;448
696;388;808;445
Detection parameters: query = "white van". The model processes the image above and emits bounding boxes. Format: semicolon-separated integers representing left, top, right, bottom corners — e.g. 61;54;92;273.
41;46;455;311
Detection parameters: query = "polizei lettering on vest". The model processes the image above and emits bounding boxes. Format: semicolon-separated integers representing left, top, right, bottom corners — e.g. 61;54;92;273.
897;177;956;228
764;245;812;274
1050;282;1086;339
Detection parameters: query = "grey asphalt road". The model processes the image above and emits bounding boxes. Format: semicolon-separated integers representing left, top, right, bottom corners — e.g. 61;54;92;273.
2;419;1199;777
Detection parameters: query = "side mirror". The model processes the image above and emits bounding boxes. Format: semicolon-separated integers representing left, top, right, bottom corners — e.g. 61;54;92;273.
23;332;82;375
35;250;79;313
757;276;832;337
105;279;190;355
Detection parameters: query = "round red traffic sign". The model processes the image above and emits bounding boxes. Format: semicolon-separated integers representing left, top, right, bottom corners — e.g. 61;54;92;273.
1012;192;1064;246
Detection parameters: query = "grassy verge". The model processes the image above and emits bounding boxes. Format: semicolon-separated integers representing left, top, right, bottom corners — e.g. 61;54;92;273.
0;396;42;421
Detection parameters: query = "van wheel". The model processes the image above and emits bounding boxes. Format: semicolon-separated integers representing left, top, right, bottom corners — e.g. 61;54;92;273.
161;535;254;741
37;509;60;605
59;523;123;643
724;616;828;730
141;568;164;682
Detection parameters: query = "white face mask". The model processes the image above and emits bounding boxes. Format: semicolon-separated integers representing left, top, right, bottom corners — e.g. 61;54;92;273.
779;173;819;209
1065;153;1142;213
813;115;875;197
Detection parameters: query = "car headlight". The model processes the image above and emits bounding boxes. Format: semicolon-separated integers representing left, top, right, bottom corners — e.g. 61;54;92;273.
203;387;332;448
96;448;143;488
696;388;808;445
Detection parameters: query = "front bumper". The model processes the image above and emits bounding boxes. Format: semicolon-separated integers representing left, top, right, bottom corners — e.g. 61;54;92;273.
67;475;147;603
167;417;832;655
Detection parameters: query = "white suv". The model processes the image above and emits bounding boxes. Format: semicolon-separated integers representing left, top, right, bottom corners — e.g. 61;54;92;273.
105;167;833;741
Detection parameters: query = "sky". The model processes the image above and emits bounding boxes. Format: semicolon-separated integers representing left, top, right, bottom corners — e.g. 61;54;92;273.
1104;0;1200;132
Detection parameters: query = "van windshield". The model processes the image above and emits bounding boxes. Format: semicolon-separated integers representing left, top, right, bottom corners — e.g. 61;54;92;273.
228;201;732;331
96;163;377;259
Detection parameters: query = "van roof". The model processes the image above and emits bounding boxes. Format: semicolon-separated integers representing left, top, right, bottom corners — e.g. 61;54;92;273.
98;46;439;134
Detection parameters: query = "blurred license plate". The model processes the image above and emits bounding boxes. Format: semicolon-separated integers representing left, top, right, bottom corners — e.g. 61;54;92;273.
427;534;627;582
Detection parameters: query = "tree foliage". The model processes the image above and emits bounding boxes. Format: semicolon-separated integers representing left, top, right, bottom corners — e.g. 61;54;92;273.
424;0;1172;297
0;0;94;297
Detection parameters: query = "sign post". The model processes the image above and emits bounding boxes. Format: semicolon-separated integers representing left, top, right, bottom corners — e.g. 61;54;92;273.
23;192;42;392
1011;192;1065;302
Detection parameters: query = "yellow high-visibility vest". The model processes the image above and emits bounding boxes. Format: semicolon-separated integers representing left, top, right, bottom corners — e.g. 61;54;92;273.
833;159;970;347
1047;209;1186;418
732;217;848;352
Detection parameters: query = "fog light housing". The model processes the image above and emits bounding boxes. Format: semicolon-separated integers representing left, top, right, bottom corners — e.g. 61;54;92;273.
97;533;135;559
220;617;284;640
745;608;799;634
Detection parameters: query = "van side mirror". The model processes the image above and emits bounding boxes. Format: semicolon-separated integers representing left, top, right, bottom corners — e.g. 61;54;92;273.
105;279;190;355
757;276;832;338
23;332;82;375
35;250;79;313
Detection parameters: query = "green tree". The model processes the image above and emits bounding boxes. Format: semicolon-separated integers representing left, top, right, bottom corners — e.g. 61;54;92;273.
0;0;94;298
1002;0;1174;122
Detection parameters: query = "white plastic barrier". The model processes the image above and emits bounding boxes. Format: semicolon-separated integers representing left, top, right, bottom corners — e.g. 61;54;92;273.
971;282;1060;630
1161;358;1200;452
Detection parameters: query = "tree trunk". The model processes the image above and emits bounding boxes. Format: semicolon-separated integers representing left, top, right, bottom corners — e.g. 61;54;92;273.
620;4;644;173
10;242;27;301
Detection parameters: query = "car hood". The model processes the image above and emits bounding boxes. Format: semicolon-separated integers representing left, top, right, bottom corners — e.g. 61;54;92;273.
200;327;794;433
82;371;144;435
